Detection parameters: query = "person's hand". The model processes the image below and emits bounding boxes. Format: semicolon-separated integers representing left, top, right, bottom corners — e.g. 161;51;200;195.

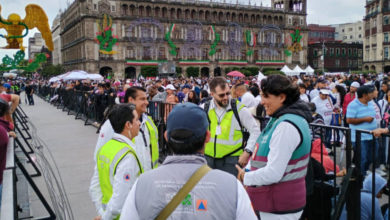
365;117;374;123
93;216;102;220
372;128;388;137
238;151;251;168
8;131;16;138
336;168;347;177
235;164;245;183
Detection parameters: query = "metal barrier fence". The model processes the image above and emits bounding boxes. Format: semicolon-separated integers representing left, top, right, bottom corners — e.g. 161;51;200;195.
1;105;77;220
37;85;115;126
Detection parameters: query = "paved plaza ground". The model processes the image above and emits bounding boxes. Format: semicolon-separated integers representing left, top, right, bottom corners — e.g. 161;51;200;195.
23;95;98;219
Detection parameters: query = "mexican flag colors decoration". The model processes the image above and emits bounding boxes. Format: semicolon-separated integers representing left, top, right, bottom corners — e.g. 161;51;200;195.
209;25;220;56
95;14;118;55
245;30;256;56
165;24;177;56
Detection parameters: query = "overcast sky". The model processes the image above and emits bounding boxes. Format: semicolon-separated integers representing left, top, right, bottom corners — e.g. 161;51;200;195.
0;0;366;62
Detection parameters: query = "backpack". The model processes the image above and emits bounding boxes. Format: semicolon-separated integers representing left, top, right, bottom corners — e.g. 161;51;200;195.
204;99;250;149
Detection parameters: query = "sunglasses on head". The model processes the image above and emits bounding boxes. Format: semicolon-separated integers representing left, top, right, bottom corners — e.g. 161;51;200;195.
217;91;231;98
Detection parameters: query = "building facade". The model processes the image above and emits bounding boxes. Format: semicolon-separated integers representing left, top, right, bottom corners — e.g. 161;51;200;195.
60;0;308;78
51;12;62;65
363;0;390;72
308;24;335;44
332;21;364;44
308;41;363;72
28;33;45;60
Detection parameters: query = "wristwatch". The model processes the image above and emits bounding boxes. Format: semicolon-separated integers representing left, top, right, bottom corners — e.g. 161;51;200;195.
244;148;253;156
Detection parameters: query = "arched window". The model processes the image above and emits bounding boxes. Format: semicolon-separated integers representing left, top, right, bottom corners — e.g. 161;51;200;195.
146;6;152;17
199;10;204;20
155;7;160;17
191;10;197;19
219;12;224;22
139;6;144;17
170;8;175;19
162;7;167;18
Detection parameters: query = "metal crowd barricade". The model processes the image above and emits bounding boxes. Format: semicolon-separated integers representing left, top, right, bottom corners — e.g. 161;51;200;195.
1;137;16;220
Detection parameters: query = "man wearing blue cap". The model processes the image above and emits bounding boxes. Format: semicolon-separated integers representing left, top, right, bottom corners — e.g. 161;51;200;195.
120;103;257;220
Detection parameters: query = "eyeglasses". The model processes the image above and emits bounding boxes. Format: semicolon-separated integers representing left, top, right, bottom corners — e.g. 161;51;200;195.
217;91;231;98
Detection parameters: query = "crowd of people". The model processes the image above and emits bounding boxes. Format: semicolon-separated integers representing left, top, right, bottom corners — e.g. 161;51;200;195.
3;72;390;219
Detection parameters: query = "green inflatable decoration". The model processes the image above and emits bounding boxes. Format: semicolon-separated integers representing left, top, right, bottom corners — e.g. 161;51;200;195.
0;50;47;71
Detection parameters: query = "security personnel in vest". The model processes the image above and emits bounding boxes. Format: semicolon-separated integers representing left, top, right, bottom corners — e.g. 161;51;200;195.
92;104;143;220
236;75;312;219
203;77;260;176
124;86;159;170
120;102;257;219
91;87;159;217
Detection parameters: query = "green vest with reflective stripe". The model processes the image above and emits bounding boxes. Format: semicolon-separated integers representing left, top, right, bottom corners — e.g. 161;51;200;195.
205;100;245;158
97;139;144;207
145;116;159;168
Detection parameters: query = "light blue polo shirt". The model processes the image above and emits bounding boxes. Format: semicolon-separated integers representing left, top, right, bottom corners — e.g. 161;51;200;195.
346;98;377;142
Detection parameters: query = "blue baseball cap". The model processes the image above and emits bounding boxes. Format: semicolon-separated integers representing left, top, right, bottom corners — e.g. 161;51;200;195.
167;103;209;143
3;83;11;89
182;84;191;89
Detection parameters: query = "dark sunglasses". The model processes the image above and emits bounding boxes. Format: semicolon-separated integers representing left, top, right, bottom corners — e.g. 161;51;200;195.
217;91;231;98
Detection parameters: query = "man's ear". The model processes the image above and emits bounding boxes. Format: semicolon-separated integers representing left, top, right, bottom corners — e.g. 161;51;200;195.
164;131;168;142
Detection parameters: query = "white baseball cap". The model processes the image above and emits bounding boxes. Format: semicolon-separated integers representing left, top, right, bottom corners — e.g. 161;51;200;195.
166;84;176;91
350;81;360;88
320;89;331;95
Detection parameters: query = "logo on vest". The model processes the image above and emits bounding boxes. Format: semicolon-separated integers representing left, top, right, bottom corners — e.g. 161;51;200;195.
166;193;194;213
196;200;207;211
123;173;130;181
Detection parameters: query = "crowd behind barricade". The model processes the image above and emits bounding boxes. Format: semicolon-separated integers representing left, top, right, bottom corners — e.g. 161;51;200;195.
4;72;390;219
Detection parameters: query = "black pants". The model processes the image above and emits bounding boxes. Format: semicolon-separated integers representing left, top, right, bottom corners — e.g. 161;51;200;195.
205;155;239;177
27;94;34;105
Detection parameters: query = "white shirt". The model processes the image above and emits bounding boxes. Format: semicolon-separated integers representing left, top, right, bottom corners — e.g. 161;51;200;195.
203;99;261;153
120;179;258;220
90;114;155;216
300;94;309;102
309;89;320;100
312;96;333;125
89;133;140;220
254;95;261;106
244;122;301;186
241;91;257;108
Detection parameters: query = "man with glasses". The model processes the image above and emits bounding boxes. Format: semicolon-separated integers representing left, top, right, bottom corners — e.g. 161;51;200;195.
202;77;260;176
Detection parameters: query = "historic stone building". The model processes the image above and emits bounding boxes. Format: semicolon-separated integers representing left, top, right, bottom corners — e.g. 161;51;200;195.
364;0;390;73
60;0;308;78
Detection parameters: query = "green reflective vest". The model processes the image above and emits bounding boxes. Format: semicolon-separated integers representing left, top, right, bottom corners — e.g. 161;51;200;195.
205;100;245;158
97;139;143;208
145;116;159;168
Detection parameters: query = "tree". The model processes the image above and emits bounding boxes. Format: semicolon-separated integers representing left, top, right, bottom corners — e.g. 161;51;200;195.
186;67;199;77
141;66;158;77
40;64;65;78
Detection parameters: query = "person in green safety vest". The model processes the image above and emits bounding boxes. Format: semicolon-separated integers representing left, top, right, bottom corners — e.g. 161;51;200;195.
202;77;260;176
91;104;143;220
124;86;159;170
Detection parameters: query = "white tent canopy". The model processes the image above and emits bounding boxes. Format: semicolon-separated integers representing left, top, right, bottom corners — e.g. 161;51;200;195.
63;70;89;81
281;65;293;76
304;66;315;75
86;73;104;81
292;65;305;75
49;76;61;82
257;71;266;82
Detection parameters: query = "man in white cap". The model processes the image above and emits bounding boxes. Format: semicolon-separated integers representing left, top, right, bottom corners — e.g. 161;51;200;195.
343;81;360;126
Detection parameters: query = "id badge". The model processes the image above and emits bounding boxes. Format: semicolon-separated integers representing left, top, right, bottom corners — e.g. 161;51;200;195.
216;125;221;135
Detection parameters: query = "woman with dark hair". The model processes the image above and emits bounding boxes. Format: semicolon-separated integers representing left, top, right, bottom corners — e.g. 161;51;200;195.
236;74;312;220
199;89;211;104
187;90;200;105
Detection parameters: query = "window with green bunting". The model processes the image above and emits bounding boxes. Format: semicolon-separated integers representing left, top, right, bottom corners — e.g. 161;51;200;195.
313;49;317;56
385;33;389;43
336;48;340;56
385;47;389;59
330;48;334;56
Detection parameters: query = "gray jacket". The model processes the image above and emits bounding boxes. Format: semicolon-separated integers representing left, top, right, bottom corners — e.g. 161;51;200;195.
134;155;238;220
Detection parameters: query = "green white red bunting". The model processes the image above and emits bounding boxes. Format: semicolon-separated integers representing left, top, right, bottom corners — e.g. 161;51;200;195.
126;60;161;66
255;60;285;65
219;60;248;65
179;60;209;65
